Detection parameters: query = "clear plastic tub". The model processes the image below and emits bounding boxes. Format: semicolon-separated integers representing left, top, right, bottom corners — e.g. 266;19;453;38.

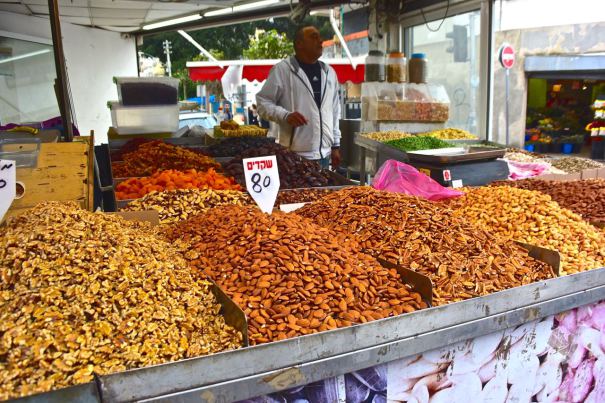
364;50;386;82
361;82;449;122
114;77;179;106
409;53;428;84
108;102;179;135
387;52;407;83
0;138;40;167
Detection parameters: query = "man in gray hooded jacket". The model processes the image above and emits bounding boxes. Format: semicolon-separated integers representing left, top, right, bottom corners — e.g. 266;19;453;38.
256;26;341;169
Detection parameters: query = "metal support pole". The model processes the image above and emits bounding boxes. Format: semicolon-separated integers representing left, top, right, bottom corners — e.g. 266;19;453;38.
163;40;172;77
48;0;74;141
505;67;510;146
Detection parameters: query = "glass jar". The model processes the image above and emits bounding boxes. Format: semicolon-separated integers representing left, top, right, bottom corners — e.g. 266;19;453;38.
387;52;407;83
408;53;428;84
364;50;385;82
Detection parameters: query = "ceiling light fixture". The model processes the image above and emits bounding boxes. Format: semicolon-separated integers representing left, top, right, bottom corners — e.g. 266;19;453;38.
142;14;202;30
204;0;280;17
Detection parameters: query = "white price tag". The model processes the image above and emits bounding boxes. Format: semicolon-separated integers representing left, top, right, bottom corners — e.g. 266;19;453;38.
279;202;307;213
243;156;280;214
452;179;464;188
0;160;16;221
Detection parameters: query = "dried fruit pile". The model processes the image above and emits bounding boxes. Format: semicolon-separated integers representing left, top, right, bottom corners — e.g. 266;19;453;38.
204;136;276;157
491;178;605;225
445;186;605;274
112;140;220;177
0;202;242;400
110;137;153;161
165;205;426;345
276;188;338;205
115;168;241;200
123;188;251;224
297;187;555;305
223;143;336;189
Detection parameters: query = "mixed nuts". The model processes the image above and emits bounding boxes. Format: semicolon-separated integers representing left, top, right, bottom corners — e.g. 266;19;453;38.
123;188;252;224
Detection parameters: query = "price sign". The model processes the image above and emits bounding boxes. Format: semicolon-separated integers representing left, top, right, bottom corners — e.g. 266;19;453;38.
0;160;16;221
243;156;280;214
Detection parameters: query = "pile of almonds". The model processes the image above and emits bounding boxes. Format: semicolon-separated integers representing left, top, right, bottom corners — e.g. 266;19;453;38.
123;189;251;224
297;187;555;305
445;186;605;274
0;202;242;400
164;205;426;345
491;178;605;226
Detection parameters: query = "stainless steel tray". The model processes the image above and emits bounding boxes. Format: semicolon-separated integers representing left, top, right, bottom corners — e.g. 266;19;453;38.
407;146;506;164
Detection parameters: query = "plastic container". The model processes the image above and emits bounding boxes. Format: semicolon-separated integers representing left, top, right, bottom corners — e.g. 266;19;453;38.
108;101;179;135
387;52;407;83
114;77;179;106
364;50;385;82
562;143;573;154
409;53;428;84
0;138;41;168
361;82;449;122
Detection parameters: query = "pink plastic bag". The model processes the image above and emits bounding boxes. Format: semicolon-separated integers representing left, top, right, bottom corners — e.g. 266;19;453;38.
506;160;550;180
372;160;464;200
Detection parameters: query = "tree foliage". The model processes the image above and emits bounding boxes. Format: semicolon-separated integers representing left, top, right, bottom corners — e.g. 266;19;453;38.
137;16;332;99
243;29;293;60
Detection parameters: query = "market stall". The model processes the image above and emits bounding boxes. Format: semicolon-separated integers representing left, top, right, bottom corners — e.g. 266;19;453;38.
3;1;605;403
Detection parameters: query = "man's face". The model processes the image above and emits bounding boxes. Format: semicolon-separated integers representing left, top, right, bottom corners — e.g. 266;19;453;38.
297;27;323;61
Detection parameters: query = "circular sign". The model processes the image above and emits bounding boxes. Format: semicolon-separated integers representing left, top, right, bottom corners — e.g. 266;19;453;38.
499;44;515;69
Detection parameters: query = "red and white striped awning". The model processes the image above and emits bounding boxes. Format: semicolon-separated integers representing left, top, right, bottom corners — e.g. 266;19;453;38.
186;57;366;84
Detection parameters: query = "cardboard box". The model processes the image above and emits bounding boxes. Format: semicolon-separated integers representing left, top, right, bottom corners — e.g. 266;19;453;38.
6;138;94;219
534;172;581;181
582;168;599;179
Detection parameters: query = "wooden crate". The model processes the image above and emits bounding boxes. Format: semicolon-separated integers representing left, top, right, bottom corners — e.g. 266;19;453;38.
6;137;93;219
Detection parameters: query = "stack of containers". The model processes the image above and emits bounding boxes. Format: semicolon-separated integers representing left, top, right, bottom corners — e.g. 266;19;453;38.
109;77;180;135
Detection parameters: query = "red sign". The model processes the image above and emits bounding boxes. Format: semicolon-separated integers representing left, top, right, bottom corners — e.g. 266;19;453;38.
499;44;515;69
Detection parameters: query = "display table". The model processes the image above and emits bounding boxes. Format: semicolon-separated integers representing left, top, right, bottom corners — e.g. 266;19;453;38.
22;267;605;402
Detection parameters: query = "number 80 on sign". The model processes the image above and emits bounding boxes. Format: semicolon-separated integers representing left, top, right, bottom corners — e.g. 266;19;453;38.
243;155;280;214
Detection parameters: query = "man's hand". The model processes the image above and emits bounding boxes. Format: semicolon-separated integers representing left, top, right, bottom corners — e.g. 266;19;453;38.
331;148;341;169
286;112;308;127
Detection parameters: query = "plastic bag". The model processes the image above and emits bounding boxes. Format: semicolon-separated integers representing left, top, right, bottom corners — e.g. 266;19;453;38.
506;160;550;180
372;159;463;200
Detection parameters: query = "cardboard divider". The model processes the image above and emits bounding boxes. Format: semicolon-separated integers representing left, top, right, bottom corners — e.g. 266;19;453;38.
377;258;433;307
515;241;561;277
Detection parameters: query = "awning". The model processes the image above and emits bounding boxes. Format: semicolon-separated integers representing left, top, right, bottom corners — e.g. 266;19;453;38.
187;58;366;84
525;55;605;80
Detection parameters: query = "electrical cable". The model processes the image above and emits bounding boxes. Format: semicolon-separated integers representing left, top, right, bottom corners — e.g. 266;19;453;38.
420;0;450;32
